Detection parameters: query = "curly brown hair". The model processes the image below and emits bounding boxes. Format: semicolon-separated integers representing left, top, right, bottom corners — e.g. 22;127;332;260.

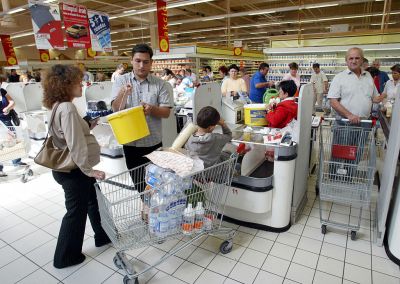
42;64;83;109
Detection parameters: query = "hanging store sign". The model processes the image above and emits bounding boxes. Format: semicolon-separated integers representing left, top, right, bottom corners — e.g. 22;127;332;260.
39;49;50;62
0;35;18;66
29;1;64;50
61;3;91;49
87;47;97;58
156;0;169;53
233;47;243;56
87;10;112;52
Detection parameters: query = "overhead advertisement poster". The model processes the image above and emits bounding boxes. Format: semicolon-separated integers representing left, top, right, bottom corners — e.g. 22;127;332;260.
156;0;169;53
29;1;64;50
61;3;91;49
87;10;112;52
0;35;18;66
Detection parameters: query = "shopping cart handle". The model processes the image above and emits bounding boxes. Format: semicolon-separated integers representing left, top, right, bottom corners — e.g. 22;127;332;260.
323;117;372;123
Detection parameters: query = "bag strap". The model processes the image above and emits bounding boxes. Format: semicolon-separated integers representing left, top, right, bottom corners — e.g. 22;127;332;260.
43;103;61;141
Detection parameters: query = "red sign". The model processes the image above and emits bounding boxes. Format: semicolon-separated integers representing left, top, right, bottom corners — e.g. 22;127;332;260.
39;49;50;62
0;35;18;66
156;0;169;53
61;3;91;49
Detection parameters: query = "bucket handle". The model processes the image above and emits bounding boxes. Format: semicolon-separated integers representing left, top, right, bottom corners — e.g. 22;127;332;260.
118;79;133;112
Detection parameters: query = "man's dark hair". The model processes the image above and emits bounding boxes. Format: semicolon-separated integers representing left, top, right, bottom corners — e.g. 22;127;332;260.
204;66;211;72
10;69;16;72
259;63;269;70
391;64;400;73
279;80;297;97
228;64;239;72
312;63;320;68
163;68;174;76
185;68;192;74
288;62;299;70
197;106;220;129
131;43;153;58
365;66;379;77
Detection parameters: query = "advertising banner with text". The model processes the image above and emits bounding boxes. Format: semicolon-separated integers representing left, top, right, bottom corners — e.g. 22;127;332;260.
88;10;112;52
0;35;18;66
156;0;169;53
61;3;91;49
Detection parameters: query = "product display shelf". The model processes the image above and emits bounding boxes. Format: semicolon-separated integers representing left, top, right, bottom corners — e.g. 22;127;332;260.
152;59;196;73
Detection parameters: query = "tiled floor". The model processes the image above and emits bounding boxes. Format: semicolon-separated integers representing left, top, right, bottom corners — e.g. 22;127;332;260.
0;162;400;284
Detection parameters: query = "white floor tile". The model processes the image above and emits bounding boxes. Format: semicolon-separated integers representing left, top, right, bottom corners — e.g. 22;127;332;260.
172;241;197;259
153;238;180;252
125;246;148;259
286;263;315;284
200;236;223;252
42;256;91;281
345;249;371;269
306;216;321;229
331;204;351;215
0;221;38;243
371;244;389;259
276;232;301;247
15;206;42;220
188;247;216;268
220;243;246;261
0;245;22;269
254;270;284;284
156;254;185;275
288;223;305;236
313;270;342;284
270;242;296;261
372;271;400;284
137;247;166;266
224;278;242;284
292;249;319;269
232;231;254;247
63;260;114;284
302;225;324;241
28;213;57;228
349;216;370;230
297;214;309;225
41;220;62;238
81;237;110;258
239;248;267;268
346;238;371;254
248;236;274;254
149;271;186;284
297;236;322;254
283;279;301;284
0;214;25;233
237;226;258;235
102;272;124;284
310;207;329;219
343;263;372;284
261;255;290;277
256;230;278;241
95;247;119;271
229;262;259;284
207;255;236;276
0;239;6;249
173;261;204;284
323;232;348;248
25;239;56;267
317;255;344;278
372;255;400;278
0;256;39;284
328;212;350;224
17;268;58;284
126;259;158;283
11;229;54;254
195;269;226;284
320;242;346;261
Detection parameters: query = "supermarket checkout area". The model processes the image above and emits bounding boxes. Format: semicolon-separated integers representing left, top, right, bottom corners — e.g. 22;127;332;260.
376;101;400;265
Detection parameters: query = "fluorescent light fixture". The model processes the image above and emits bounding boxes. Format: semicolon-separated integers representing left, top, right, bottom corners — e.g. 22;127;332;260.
202;16;225;21
193;36;206;39
11;32;34;39
123;9;137;13
370;22;396;25
44;0;58;3
248;10;276;16
306;3;339;9
169;22;183;26
7;8;25;14
112;35;150;43
14;43;36;48
169;0;213;9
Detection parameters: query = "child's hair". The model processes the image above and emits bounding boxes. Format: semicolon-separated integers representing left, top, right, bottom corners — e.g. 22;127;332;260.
288;62;299;70
279;80;297;97
197;106;220;129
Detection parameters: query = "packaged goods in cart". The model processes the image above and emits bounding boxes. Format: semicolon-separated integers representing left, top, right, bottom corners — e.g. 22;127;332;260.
182;203;195;235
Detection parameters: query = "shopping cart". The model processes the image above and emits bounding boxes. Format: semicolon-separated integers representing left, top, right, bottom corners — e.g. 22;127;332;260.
95;154;237;284
0;122;33;182
317;119;376;240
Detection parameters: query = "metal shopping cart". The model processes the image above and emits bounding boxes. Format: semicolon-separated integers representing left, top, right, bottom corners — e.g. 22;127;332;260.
95;154;237;284
317;120;376;240
0;122;33;182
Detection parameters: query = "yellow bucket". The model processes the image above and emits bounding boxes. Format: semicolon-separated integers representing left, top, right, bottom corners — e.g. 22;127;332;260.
244;104;267;126
107;106;150;144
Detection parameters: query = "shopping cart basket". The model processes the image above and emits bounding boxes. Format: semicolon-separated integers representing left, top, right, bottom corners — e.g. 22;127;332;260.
0;122;33;182
95;154;237;284
317;120;376;240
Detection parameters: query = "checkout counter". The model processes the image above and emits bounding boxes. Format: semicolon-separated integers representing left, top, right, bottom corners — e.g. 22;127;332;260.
376;101;400;265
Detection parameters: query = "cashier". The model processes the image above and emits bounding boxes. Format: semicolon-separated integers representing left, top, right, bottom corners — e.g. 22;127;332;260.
111;43;173;171
221;64;247;97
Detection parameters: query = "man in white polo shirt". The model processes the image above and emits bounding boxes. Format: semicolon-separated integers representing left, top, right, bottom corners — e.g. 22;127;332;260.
328;47;385;123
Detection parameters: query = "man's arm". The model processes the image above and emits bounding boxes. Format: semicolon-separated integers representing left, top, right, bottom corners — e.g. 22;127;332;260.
142;104;170;118
323;81;329;93
255;81;274;89
330;98;360;124
111;85;131;112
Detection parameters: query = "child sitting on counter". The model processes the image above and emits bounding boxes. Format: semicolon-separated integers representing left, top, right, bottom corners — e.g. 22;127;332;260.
185;106;232;168
266;80;298;129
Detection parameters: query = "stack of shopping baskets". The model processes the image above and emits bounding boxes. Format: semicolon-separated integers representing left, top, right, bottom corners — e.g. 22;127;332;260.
317;120;376;240
95;154;237;284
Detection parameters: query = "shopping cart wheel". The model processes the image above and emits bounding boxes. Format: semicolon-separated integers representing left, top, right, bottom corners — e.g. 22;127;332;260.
321;225;327;235
27;169;33;176
21;175;28;183
351;231;357;241
113;256;123;270
220;240;233;254
123;275;138;284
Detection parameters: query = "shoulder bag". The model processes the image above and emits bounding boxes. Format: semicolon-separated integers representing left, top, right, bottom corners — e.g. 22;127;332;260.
34;103;76;172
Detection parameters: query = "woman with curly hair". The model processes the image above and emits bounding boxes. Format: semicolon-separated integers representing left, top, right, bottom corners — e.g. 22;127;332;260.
42;64;110;269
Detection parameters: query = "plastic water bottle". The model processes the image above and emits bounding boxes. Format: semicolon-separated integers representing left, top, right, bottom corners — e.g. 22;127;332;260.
182;203;195;235
149;189;161;236
145;164;165;187
156;192;169;238
194;202;205;233
166;186;178;233
175;185;187;227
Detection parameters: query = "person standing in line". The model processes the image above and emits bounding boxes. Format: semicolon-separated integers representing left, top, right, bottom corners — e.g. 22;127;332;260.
204;65;213;81
218;66;229;83
7;69;20;82
41;64;110;269
249;63;275;103
372;59;390;94
111;64;125;82
221;64;247;97
111;43;172;175
282;62;301;89
362;57;369;70
310;63;328;113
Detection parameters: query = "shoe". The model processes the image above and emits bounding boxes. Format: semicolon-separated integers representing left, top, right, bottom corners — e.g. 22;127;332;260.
95;236;111;247
0;171;7;177
53;253;85;269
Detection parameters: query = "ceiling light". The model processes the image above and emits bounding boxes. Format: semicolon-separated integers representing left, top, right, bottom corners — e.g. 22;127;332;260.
7;8;25;14
306;3;339;9
43;0;58;3
248;10;276;16
202;16;225;21
11;32;34;39
169;22;183;26
123;9;137;13
370;22;396;25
